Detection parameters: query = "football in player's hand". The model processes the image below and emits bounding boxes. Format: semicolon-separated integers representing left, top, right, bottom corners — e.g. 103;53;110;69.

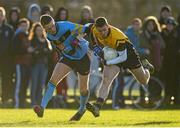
103;46;118;61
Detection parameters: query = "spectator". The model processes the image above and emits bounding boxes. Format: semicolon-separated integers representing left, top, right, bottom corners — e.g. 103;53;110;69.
161;17;179;104
79;5;95;41
125;18;145;54
29;22;52;106
176;13;180;104
54;7;68;22
8;7;20;31
139;16;165;74
0;7;14;106
27;3;41;27
139;16;165;103
41;4;54;16
159;5;172;28
79;5;94;25
12;18;32;108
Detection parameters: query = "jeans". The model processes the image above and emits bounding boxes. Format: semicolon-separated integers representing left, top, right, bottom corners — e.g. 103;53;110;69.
14;64;31;108
31;63;48;106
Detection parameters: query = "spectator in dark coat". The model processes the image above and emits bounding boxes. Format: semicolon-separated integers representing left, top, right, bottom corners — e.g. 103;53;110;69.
12;18;32;108
140;16;165;74
0;7;14;106
8;7;21;31
159;5;172;29
161;17;179;104
41;4;54;16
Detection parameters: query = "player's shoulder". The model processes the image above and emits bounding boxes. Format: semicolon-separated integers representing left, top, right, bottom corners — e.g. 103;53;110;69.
110;25;127;38
56;21;72;25
110;25;123;34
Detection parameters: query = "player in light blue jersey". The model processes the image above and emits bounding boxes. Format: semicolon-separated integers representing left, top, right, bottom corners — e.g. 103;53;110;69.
33;14;90;121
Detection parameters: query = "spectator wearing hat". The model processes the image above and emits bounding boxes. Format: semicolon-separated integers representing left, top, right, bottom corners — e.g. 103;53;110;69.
27;3;41;28
41;4;54;16
8;7;21;31
161;16;179;105
159;5;172;29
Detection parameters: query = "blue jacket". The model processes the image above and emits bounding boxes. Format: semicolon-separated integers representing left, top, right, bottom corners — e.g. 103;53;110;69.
125;26;146;55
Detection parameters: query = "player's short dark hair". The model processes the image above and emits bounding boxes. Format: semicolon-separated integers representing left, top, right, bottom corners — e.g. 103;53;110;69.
40;14;53;26
95;17;108;27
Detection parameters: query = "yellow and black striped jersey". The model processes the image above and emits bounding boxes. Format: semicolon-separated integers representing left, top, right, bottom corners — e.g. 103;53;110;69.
91;25;129;49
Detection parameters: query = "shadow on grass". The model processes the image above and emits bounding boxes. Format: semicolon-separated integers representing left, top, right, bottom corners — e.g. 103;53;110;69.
0;120;30;126
133;121;174;126
1;96;180;110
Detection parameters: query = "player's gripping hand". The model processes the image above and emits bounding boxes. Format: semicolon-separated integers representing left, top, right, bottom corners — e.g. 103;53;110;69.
100;58;107;65
91;45;104;59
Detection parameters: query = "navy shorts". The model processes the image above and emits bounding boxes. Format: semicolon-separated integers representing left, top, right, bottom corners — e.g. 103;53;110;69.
117;42;142;69
59;54;90;75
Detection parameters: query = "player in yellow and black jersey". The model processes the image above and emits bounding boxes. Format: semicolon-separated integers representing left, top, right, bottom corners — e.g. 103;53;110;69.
85;17;154;117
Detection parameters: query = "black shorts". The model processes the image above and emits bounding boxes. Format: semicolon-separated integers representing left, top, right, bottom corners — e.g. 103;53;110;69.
59;54;90;75
116;43;142;69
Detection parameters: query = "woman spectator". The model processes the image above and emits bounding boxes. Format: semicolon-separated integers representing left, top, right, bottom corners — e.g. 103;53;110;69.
139;16;165;104
29;22;52;106
139;16;165;74
54;7;68;22
79;5;94;25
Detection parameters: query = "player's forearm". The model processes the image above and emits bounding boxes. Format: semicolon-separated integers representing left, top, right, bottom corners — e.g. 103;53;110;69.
106;49;127;65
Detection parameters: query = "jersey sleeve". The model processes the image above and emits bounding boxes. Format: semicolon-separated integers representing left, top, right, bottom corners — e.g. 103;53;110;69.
64;21;85;36
115;29;130;51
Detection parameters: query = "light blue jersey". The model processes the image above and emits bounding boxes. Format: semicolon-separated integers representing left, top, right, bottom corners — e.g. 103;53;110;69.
47;21;89;60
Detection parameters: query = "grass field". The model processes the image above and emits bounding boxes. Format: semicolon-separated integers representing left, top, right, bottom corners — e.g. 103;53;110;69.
0;108;180;127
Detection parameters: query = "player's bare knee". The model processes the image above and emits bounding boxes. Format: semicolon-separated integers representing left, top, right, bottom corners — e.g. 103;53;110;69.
102;75;113;85
139;77;148;85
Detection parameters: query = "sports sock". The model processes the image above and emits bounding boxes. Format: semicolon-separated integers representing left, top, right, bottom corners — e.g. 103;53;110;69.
41;82;56;108
78;91;89;114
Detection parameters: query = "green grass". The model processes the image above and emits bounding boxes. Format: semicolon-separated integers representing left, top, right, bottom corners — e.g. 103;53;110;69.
0;109;180;127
